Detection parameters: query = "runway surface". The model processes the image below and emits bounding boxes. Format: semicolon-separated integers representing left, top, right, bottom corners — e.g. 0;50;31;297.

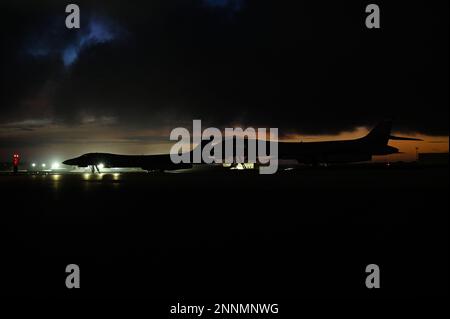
0;166;448;298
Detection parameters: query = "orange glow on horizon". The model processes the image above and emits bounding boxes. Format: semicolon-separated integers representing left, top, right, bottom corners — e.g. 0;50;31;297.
0;122;448;163
283;127;449;162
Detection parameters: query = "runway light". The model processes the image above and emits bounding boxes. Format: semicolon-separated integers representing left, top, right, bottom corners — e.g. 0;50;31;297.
31;163;36;168
243;163;255;169
51;162;60;170
42;163;46;168
98;163;105;169
231;163;245;170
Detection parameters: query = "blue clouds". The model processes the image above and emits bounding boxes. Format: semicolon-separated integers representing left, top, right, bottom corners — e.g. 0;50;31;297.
26;16;120;67
62;19;116;66
204;0;244;11
62;46;78;66
80;20;115;47
28;47;51;57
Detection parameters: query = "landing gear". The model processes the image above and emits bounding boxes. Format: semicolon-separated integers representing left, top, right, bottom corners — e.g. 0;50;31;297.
90;165;101;173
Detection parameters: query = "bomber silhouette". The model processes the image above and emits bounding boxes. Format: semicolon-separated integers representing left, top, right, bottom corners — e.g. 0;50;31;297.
63;121;421;172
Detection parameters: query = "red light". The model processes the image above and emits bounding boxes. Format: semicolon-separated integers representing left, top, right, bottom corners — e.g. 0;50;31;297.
12;154;20;166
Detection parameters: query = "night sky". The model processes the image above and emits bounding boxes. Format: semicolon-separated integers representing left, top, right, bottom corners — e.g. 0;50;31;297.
1;0;448;162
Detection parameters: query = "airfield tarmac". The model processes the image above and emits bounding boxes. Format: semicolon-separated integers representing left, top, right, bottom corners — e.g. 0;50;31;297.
0;165;448;299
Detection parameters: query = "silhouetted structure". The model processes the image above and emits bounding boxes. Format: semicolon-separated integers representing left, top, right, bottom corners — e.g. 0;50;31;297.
418;153;449;165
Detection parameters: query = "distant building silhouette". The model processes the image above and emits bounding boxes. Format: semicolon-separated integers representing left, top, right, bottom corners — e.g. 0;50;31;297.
418;153;449;166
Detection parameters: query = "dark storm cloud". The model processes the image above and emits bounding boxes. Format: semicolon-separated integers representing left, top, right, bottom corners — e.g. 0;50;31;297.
1;0;448;139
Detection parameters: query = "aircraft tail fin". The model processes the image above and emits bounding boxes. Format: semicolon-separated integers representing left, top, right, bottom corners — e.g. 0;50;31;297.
364;120;392;146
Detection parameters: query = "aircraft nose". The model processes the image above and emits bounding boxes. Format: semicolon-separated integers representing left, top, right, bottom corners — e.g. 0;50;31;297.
63;159;73;165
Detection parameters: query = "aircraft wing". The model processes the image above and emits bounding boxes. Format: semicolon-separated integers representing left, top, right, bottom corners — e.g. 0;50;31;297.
389;135;423;141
